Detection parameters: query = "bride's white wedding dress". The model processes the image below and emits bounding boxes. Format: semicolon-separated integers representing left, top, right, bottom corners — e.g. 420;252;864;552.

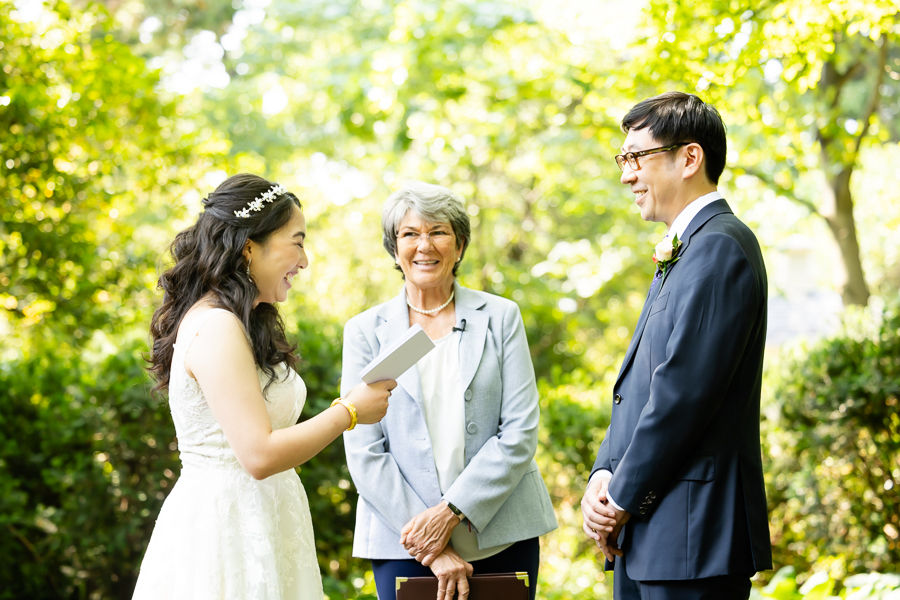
133;309;324;599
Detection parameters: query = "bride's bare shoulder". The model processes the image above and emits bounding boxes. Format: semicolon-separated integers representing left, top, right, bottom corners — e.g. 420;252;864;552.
176;301;243;348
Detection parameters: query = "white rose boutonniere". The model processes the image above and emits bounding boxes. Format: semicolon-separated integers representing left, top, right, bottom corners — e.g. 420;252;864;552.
652;233;683;275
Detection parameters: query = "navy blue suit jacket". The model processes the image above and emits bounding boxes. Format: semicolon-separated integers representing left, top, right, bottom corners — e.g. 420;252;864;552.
592;199;773;581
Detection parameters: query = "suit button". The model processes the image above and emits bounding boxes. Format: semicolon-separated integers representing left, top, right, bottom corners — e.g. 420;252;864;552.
466;423;478;434
639;507;648;515
649;492;657;500
464;389;473;401
614;394;622;404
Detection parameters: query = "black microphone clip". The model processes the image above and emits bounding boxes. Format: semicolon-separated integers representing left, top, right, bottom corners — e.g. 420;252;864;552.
452;319;467;333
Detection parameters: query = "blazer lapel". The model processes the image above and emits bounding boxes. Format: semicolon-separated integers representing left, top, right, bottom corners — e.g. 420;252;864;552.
453;282;488;394
373;288;424;410
615;283;656;386
614;199;734;386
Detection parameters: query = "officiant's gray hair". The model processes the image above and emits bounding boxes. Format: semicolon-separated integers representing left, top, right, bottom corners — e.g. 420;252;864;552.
381;180;471;276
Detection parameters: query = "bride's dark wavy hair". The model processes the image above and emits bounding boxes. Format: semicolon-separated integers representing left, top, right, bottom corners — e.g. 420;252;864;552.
148;173;302;397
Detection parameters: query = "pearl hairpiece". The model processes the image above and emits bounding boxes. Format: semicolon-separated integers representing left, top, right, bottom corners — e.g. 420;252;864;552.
233;184;288;218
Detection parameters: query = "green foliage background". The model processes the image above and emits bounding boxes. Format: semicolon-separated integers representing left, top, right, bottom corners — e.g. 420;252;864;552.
1;0;898;598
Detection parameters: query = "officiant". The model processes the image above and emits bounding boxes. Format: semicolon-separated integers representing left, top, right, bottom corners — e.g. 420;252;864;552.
340;181;557;600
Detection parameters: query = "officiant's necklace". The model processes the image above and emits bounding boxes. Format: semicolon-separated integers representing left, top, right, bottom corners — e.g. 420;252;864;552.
407;290;454;315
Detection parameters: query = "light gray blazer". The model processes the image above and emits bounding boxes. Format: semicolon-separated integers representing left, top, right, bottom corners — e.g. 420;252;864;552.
340;282;558;560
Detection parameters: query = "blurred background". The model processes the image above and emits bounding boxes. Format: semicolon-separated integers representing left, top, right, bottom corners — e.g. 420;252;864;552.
1;0;899;598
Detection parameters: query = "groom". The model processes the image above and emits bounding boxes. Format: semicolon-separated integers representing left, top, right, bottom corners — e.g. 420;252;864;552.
581;92;772;599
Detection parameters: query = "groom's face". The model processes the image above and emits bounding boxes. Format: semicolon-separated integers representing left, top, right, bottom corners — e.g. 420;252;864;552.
619;127;681;226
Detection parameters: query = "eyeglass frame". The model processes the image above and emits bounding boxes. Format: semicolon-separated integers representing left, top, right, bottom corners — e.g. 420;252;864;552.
395;228;456;246
615;143;687;172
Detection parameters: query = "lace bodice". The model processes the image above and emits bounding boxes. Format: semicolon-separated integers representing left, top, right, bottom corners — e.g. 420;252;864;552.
168;308;306;470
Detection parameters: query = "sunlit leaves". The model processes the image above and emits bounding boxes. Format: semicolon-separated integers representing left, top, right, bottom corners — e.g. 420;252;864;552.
0;4;218;595
0;0;199;344
627;0;900;305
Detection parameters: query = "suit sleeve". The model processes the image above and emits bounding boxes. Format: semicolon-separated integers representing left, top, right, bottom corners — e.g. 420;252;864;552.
441;302;540;533
340;317;429;534
591;427;612;478
607;232;761;517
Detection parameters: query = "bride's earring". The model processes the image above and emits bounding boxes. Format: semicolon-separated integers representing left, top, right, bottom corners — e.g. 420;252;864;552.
246;258;252;276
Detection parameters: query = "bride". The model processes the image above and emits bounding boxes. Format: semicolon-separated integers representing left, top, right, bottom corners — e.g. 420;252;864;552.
135;173;395;599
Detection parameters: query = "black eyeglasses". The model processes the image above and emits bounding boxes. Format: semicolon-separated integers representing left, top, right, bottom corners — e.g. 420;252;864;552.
615;143;687;172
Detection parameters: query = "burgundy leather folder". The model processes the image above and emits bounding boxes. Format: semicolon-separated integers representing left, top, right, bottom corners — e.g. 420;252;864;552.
395;571;529;600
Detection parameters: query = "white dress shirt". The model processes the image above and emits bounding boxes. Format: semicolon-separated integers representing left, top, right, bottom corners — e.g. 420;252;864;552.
666;190;723;242
417;331;512;561
594;190;724;511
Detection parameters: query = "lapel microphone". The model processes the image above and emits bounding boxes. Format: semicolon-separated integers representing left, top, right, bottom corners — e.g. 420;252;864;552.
452;319;467;333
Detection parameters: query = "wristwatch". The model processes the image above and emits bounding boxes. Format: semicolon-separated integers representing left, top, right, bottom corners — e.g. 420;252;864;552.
444;500;464;522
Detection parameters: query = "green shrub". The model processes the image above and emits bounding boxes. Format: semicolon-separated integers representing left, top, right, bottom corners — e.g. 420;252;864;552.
753;565;900;600
763;301;900;575
0;336;179;599
0;322;379;599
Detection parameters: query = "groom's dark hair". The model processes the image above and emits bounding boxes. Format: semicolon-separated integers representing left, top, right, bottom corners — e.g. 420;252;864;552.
622;91;727;184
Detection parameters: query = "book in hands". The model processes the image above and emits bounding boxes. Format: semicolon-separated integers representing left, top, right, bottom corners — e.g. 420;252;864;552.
396;572;530;600
360;324;435;384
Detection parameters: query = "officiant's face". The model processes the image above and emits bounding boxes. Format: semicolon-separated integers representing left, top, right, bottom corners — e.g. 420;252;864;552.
395;211;462;291
620;127;682;226
245;203;308;305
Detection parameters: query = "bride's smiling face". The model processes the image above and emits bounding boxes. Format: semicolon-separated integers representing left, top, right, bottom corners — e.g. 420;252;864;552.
245;204;308;305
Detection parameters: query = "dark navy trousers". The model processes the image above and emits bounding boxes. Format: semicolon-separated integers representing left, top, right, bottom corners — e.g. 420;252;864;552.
613;553;752;600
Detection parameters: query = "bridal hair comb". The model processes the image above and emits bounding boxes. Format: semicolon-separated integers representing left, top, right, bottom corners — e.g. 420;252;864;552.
234;184;288;218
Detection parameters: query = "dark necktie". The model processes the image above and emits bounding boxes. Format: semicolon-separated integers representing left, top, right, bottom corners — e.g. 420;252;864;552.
649;268;663;295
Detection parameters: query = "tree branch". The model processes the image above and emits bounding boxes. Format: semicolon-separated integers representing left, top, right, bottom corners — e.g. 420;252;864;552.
818;31;863;152
852;35;889;158
737;166;820;215
7;524;41;563
830;61;865;110
6;523;61;594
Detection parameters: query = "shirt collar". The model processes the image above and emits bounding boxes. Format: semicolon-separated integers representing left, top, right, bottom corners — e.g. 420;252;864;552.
667;191;723;240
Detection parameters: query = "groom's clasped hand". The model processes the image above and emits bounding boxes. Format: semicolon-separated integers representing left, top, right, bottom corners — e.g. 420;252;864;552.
581;473;630;562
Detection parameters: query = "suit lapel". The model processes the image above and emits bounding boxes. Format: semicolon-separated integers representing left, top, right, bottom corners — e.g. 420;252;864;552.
373;288;424;410
614;199;734;387
453;283;488;394
615;284;656;385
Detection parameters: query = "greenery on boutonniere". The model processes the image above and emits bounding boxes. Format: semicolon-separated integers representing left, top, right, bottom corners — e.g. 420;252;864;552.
653;233;683;275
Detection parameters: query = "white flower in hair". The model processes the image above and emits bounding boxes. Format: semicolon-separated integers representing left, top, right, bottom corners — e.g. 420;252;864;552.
234;184;288;218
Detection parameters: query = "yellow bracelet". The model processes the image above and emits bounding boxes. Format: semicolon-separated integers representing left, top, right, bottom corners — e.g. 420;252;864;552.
331;398;358;431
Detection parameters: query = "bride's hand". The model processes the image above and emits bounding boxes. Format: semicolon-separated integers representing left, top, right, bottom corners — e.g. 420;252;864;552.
428;546;472;600
345;380;395;424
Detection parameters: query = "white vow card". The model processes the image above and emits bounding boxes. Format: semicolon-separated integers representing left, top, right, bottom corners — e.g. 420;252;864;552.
360;324;435;384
